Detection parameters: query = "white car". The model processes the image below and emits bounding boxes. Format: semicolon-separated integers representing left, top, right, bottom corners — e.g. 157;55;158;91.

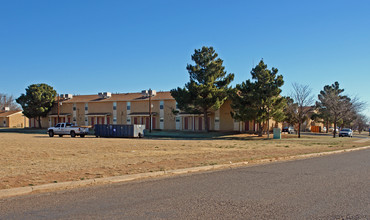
48;123;89;138
339;128;353;137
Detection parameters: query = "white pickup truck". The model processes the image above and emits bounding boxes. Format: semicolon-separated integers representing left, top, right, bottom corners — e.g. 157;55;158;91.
48;123;89;138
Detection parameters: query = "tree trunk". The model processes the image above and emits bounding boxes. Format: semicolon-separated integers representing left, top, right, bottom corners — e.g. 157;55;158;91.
204;109;209;132
333;118;337;138
267;109;270;138
258;122;263;137
38;116;42;128
298;121;301;138
326;120;329;133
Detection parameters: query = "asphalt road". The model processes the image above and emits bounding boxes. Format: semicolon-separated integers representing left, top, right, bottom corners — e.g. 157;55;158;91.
1;149;370;220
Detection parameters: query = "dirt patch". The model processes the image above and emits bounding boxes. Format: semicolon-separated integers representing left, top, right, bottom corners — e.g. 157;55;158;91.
0;133;367;189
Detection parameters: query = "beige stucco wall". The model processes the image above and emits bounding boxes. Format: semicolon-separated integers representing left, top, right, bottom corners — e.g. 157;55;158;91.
0;117;9;127
8;113;28;128
163;100;176;130
219;100;234;131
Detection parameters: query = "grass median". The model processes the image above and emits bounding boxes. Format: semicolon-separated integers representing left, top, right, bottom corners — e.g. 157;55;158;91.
0;132;368;189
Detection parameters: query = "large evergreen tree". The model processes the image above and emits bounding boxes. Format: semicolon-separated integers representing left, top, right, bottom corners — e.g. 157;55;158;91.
230;60;284;137
16;83;57;128
171;46;234;132
316;82;351;138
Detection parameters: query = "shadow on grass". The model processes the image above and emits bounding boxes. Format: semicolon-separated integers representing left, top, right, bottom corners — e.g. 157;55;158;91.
0;128;47;134
144;130;276;141
33;135;98;139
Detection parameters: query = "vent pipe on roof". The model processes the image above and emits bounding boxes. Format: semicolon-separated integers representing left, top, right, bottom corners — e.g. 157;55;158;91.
142;89;156;97
3;107;10;112
65;94;73;99
98;92;111;99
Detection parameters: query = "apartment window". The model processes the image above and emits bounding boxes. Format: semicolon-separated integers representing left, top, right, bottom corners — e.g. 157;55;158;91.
113;117;117;122
215;117;220;123
73;117;76;122
160;101;164;110
175;117;180;122
73;106;76;111
127;102;131;110
127;118;131;123
113;102;117;110
85;103;88;111
160;118;164;122
175;102;179;110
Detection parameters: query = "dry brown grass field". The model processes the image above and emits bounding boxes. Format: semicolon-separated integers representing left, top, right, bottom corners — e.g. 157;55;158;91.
0;132;368;189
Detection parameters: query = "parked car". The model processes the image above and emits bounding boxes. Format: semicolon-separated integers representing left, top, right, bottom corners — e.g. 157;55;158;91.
322;127;327;133
282;126;295;134
339;128;353;137
48;123;89;138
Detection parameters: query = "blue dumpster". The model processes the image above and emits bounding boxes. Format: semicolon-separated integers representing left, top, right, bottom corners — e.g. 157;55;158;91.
94;124;145;138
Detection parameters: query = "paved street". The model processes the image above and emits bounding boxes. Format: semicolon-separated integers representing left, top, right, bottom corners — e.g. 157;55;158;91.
1;149;369;219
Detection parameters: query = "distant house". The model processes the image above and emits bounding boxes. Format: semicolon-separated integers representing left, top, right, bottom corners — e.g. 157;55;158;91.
0;109;29;128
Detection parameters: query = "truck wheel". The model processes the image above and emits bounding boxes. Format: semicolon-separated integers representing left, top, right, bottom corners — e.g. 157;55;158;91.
49;130;54;137
59;134;63;137
70;131;76;138
80;134;85;138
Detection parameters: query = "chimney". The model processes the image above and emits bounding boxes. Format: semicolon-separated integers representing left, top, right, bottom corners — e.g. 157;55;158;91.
3;107;10;112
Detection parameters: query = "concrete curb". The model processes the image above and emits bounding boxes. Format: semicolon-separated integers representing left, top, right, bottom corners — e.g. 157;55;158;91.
1;145;369;199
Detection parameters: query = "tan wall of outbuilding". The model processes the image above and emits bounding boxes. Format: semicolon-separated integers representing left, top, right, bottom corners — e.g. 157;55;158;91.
0;117;9;127
219;100;234;131
8;113;28;128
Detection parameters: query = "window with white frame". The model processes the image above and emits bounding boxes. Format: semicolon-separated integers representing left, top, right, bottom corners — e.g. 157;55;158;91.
127;102;131;110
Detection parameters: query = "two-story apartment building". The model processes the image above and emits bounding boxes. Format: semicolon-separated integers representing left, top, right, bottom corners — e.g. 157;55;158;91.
28;90;272;132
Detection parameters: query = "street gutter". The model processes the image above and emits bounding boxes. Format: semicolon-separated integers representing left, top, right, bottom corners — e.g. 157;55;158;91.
1;145;370;199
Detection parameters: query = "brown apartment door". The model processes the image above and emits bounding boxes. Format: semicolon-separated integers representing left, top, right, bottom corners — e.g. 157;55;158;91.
245;121;250;131
184;117;189;130
150;117;156;129
145;117;150;129
198;117;202;131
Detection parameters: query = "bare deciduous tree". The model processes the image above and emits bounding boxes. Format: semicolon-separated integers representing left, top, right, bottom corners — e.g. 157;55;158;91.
0;93;21;111
352;113;369;133
285;83;315;138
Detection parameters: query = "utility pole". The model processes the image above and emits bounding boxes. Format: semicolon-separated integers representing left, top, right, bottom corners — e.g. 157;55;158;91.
57;94;60;123
148;88;152;133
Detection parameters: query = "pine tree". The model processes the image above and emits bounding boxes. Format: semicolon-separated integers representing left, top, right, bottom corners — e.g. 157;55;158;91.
16;83;57;128
230;60;284;137
171;46;234;132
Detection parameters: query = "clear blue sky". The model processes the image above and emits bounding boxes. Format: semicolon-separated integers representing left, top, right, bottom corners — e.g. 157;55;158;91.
1;0;369;117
